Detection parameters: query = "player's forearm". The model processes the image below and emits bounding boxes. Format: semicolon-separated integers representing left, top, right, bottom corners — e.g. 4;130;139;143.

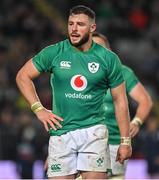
129;83;153;126
16;70;40;106
114;98;130;137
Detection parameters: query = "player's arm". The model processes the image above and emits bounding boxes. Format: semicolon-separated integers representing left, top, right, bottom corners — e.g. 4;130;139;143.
16;59;41;105
16;59;63;131
111;82;132;163
111;82;130;138
129;82;153;137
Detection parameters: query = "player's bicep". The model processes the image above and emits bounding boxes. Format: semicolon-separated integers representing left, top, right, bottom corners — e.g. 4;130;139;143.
129;82;150;103
18;59;40;80
111;82;126;102
106;52;124;88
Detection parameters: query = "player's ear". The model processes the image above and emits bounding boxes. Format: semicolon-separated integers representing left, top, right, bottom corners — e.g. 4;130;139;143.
90;23;96;33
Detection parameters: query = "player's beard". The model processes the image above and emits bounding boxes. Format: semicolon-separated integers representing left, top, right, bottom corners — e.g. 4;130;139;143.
68;32;90;47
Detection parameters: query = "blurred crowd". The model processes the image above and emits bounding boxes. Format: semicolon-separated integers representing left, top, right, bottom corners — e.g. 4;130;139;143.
0;0;159;178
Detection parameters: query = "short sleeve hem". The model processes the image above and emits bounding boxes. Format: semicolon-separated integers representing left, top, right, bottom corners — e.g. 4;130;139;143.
109;78;124;89
32;58;43;73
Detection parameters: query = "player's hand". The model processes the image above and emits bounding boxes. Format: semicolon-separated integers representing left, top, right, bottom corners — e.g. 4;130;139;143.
116;145;132;164
35;108;63;131
130;122;140;138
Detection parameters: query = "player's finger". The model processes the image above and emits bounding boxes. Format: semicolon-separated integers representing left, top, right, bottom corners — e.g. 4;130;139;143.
50;118;62;128
116;153;119;162
47;119;57;130
116;155;124;164
119;158;124;164
44;158;48;170
130;128;135;136
50;113;63;121
130;129;137;138
130;130;134;137
44;122;49;132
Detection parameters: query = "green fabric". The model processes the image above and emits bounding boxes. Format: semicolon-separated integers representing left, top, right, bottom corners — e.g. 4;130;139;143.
32;39;124;136
104;65;139;144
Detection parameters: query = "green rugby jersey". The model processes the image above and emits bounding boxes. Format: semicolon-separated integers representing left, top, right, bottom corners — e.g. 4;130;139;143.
104;65;139;144
32;39;124;136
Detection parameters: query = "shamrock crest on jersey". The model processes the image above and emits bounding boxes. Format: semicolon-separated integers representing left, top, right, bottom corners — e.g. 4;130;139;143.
88;62;99;73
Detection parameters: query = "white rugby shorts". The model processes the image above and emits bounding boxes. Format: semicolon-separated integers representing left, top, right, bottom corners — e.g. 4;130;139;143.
109;144;128;175
47;124;110;177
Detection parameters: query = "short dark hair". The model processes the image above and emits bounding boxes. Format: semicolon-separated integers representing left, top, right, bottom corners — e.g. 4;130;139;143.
69;5;95;20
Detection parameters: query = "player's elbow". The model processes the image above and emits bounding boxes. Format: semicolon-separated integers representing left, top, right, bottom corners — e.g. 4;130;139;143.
16;68;27;87
16;70;20;85
143;94;153;112
147;95;153;111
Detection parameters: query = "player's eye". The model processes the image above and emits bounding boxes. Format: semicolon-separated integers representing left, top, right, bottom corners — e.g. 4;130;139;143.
78;22;85;26
68;22;73;26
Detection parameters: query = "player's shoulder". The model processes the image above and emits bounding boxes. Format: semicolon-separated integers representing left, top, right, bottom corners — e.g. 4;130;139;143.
122;65;134;74
94;42;110;53
94;42;117;59
41;39;71;54
44;39;69;50
122;65;137;81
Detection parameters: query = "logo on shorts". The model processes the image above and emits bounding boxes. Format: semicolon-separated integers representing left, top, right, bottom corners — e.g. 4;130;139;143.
51;164;61;172
88;62;99;73
96;157;104;167
70;75;87;91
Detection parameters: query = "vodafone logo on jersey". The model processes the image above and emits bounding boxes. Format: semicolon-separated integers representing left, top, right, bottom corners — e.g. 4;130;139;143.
66;75;91;99
70;75;87;91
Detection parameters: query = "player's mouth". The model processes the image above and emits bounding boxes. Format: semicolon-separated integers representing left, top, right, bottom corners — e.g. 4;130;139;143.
71;34;80;40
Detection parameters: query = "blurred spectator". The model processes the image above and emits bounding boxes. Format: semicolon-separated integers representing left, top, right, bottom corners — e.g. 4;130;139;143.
129;8;148;30
16;110;48;178
0;107;17;160
139;113;159;178
16;111;36;179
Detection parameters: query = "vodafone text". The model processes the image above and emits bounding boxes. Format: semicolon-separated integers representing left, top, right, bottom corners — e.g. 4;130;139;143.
65;93;92;99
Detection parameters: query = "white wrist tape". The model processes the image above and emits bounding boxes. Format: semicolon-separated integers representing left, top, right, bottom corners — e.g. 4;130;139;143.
31;101;44;113
120;137;131;146
131;117;143;127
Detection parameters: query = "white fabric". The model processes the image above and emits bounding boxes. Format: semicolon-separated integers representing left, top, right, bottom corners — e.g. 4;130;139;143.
47;124;110;177
109;144;128;175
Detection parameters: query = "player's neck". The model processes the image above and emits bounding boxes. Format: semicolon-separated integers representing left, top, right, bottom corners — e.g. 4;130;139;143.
75;38;93;52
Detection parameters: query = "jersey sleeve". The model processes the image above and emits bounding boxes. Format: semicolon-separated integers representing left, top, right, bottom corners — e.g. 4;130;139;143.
32;44;59;73
122;66;139;93
106;52;124;88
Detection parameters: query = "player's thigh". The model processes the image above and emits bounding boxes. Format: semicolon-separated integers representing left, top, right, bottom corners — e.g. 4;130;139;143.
48;174;76;179
81;171;107;179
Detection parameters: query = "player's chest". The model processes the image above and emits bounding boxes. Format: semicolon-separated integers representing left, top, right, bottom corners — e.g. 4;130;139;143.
52;53;106;82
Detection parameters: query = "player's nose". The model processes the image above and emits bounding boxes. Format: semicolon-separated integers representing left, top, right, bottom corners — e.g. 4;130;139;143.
72;24;78;31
